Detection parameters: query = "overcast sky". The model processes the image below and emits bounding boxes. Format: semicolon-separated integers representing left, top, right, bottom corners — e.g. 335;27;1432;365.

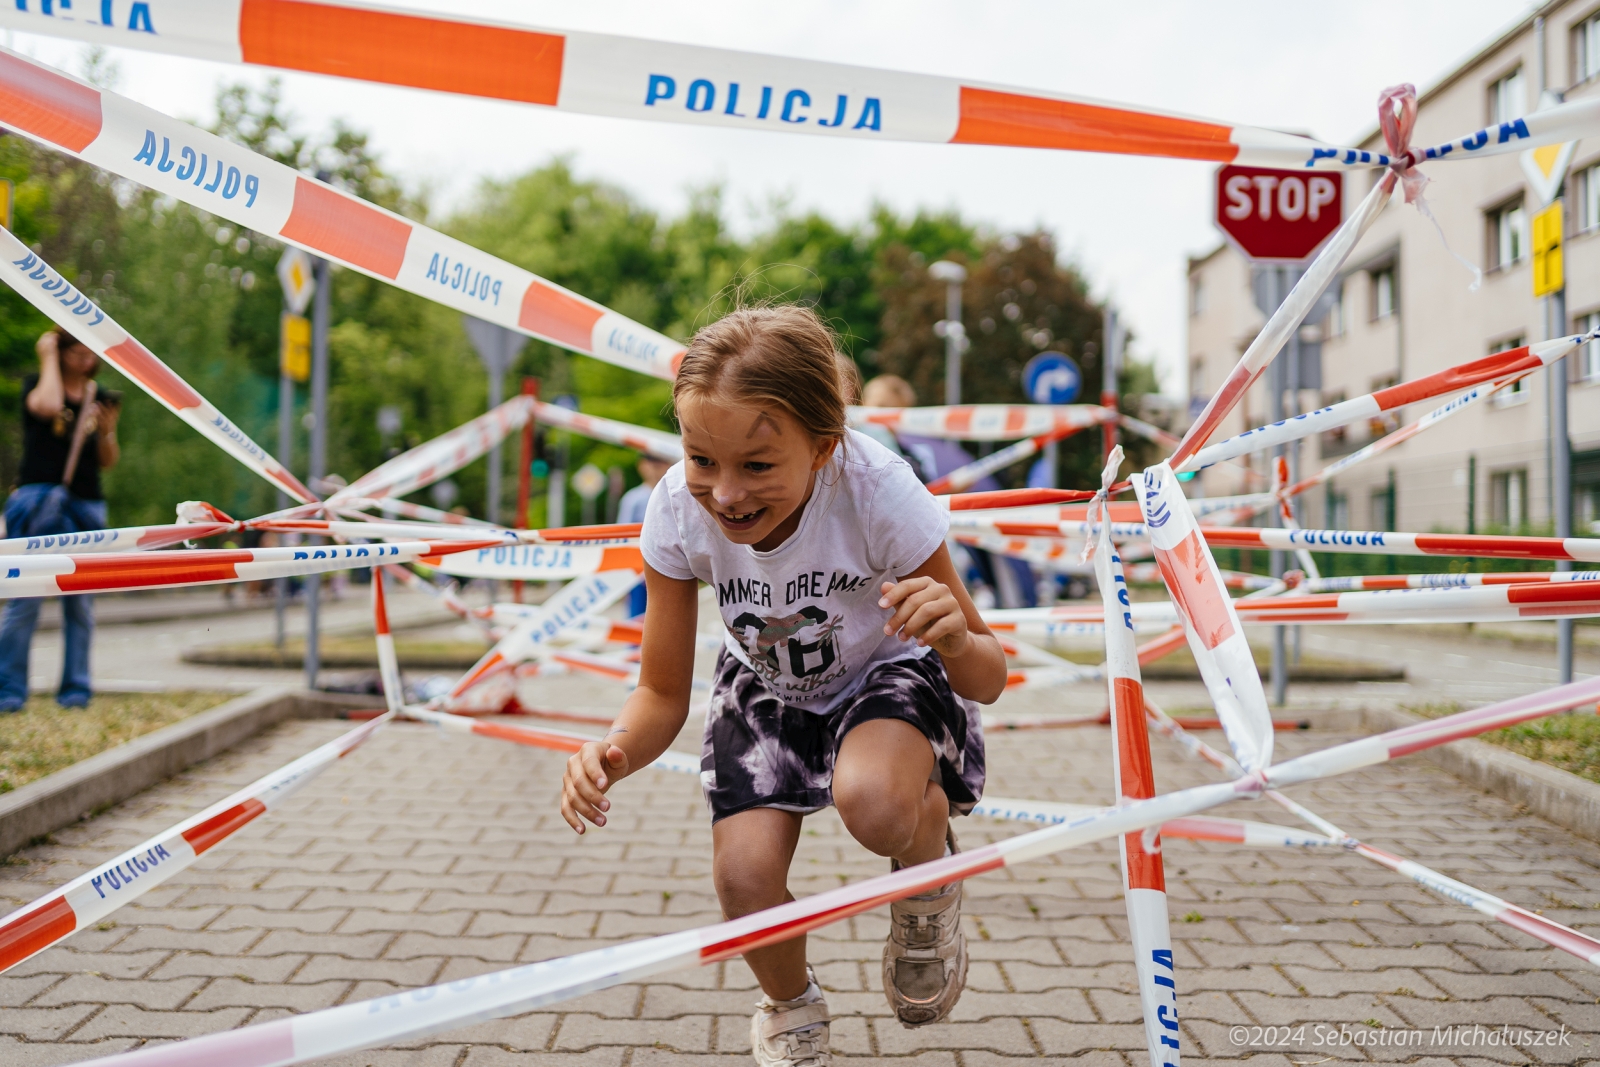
7;0;1536;393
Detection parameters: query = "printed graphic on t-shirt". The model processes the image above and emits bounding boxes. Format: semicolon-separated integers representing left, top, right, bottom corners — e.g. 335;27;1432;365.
728;605;847;696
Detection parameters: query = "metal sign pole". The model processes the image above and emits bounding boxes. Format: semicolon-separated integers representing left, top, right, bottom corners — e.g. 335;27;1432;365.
304;253;330;691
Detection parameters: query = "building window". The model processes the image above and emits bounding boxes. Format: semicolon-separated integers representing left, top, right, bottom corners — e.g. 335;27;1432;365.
1490;468;1528;528
1370;484;1395;531
1371;266;1397;320
1327;279;1346;337
1577;312;1600;381
1488;199;1527;269
1578;161;1600;232
1189;274;1204;317
1489;67;1525;125
1490;335;1527;403
1575;13;1600;84
1325;489;1349;531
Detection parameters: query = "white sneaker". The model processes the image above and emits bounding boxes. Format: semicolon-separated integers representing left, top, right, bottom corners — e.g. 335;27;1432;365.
751;967;831;1067
883;826;968;1028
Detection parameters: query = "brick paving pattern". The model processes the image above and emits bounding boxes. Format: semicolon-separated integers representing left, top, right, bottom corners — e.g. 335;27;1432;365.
2;701;1598;1066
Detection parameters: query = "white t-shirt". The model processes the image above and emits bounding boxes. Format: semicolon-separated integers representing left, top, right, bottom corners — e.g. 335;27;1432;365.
642;429;950;713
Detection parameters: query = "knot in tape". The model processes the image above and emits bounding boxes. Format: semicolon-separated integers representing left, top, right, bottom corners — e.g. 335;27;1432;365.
1377;83;1427;204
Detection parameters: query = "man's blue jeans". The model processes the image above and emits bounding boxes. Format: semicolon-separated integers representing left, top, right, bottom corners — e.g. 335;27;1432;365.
0;484;108;709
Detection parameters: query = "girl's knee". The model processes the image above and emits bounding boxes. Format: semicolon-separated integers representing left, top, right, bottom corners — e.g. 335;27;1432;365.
835;785;920;857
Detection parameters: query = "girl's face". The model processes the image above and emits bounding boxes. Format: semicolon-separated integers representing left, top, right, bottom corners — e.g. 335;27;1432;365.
677;394;837;552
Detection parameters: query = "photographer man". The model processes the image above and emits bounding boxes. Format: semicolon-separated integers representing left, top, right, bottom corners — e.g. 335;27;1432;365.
0;329;121;711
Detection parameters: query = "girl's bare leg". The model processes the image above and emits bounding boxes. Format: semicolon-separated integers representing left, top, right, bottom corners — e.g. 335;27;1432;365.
712;806;808;1000
832;718;948;866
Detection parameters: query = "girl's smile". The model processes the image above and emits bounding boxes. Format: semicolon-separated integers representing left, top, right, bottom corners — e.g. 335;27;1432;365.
678;397;837;553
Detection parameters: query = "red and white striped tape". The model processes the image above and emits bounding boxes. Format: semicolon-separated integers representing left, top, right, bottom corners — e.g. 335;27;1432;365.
532;400;683;461
6;2;1595;170
0;49;685;381
1203;525;1600;563
425;543;645;584
0;520;235;556
1142;700;1600;966
850;404;1106;441
447;569;642;700
971;796;1337;848
1227;581;1600;626
71;671;1600;1067
0;538;499;600
0;712;390;975
330;395;535;505
1137;463;1273;772
926;422;1095;495
1170;173;1395;470
1303;570;1600;593
1182;337;1580;474
1090;449;1181;1067
1283;377;1517;500
0;226;314;503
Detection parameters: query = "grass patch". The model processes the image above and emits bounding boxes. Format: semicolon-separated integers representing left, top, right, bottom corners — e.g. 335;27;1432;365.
1408;701;1600;784
184;637;485;669
0;691;231;793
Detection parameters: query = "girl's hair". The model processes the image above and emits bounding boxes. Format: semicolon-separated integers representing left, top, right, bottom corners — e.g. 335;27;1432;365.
674;306;853;446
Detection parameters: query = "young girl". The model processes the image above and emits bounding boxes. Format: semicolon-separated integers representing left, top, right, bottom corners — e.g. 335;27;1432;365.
561;305;1005;1067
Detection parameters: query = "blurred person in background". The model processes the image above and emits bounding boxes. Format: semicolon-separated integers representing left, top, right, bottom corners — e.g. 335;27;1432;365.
0;329;121;711
617;455;672;618
860;374;1038;610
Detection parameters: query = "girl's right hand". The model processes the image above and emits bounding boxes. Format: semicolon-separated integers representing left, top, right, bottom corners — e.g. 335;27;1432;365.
561;741;629;834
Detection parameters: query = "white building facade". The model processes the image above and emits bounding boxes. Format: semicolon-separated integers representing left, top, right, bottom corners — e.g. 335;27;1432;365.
1187;1;1600;535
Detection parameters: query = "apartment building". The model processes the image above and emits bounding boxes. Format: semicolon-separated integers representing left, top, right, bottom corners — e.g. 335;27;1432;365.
1187;1;1600;534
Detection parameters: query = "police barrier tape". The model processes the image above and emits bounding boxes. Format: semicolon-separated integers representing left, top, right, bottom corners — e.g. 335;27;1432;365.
926;422;1096;495
372;569;405;716
969;796;1339;848
1171;172;1395;470
447;569;643;702
1140;701;1600;966
0;226;314;503
0;538;502;600
984;580;1600;629
1179;336;1584;474
1269;457;1321;581
1283;377;1519;500
330;395;536;505
0;48;685;381
1089;449;1182;1067
532;400;684;461
1203;525;1600;562
357;497;503;527
0;520;236;556
1136;462;1275;773
957;516;1600;564
1302;570;1600;593
0;711;392;975
1219;581;1600;626
63;676;1600;1067
427;543;645;584
850;404;1106;441
6;2;1596;170
947;494;1271;529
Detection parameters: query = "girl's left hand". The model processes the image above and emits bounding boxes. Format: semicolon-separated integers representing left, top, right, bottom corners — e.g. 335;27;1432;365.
880;577;969;657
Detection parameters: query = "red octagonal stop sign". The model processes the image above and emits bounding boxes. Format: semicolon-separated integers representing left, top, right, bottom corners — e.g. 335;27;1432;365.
1215;165;1342;262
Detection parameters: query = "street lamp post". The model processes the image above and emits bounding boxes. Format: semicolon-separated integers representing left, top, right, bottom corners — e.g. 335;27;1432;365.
930;260;968;406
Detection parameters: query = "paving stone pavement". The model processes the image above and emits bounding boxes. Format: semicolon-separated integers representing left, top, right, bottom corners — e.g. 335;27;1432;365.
2;693;1599;1067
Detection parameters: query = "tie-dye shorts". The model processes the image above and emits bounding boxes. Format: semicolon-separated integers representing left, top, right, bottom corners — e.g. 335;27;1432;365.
700;647;986;823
